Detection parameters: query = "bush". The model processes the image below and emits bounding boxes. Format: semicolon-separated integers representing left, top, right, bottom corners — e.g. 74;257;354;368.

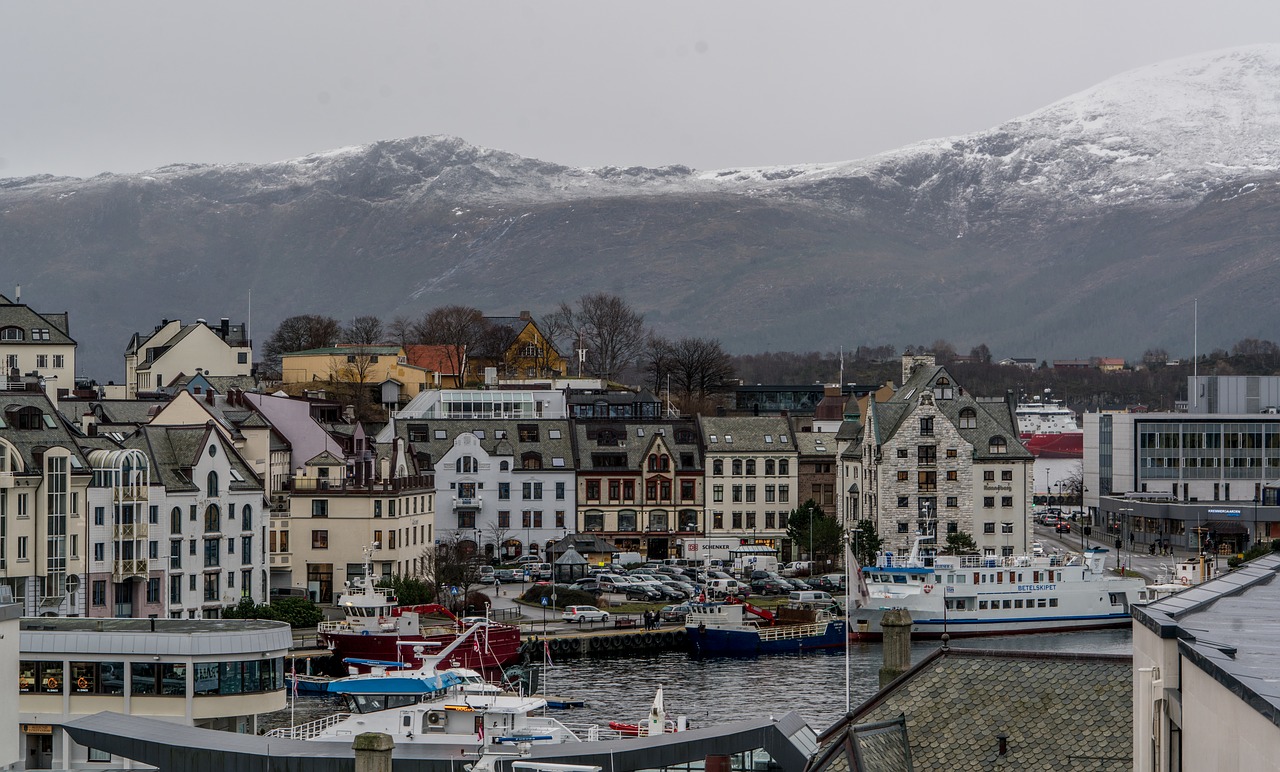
223;597;325;628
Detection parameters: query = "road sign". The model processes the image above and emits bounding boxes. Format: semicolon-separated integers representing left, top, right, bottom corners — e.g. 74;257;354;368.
541;596;549;606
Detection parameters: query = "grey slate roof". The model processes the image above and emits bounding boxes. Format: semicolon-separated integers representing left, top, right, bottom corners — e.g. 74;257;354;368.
817;647;1132;772
572;419;703;471
390;418;575;472
793;431;838;458
0;298;75;344
0;392;92;472
886;365;1031;460
85;399;168;427
128;424;262;493
700;416;795;452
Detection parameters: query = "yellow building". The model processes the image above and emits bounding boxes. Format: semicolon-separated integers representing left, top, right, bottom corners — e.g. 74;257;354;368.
279;345;450;405
469;312;567;382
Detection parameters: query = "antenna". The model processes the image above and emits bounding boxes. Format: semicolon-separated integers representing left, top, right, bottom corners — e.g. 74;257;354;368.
1193;298;1198;408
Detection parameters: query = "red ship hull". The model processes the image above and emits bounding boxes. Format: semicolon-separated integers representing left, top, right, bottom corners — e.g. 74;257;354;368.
1020;432;1083;459
321;625;523;672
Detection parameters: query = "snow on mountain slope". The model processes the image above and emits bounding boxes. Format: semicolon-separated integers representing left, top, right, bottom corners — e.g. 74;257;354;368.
700;45;1280;220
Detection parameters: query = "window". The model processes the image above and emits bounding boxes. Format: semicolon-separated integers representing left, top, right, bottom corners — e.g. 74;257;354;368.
1001;522;1014;534
458;512;475;528
207;471;219;497
946;448;958;458
242;505;252;531
983;470;995;481
983;522;996;534
94;543;104;562
732;485;742;503
897;448;908;458
36;354;47;368
765;459;775;475
745;459;756;475
732;459;742;476
242;535;252;564
765;484;775;503
713;460;724;476
312;530;329;549
204;538;220;567
17;535;26;559
1001;470;1013;481
556;511;566;528
170;575;182;604
947;520;958;534
521;453;543;470
204;504;220;532
583;511;604;532
713;484;723;503
608;480;620;500
920;417;934;436
147;578;161;603
897;471;909;482
984;496;995;508
897;521;909;533
1001;496;1013;507
0;327;22;341
623;480;635;499
681;480;695;501
959;408;977;429
946;496;958;508
311;500;328;518
918;471;937;492
53;354;64;369
555;482;565;500
989;436;1008;454
778;459;789;475
499;483;510;500
897;496;909;508
713;511;724;529
744;485;755;503
732;511;743;528
456;456;477;474
94;506;104;526
92;580;106;606
586;480;600;500
779;485;789;503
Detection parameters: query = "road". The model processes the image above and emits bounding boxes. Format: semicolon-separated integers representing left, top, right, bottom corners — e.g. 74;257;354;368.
1033;523;1219;582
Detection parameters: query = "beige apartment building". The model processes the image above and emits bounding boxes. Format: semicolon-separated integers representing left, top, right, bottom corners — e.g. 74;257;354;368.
124;318;252;398
0;293;76;393
276;439;434;603
700;416;799;557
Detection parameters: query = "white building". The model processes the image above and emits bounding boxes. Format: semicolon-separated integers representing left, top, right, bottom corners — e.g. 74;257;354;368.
18;616;289;769
0;292;76;394
395;419;576;561
124;318;252;398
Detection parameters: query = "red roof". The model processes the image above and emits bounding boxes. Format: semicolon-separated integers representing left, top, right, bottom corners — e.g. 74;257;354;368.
405;345;463;374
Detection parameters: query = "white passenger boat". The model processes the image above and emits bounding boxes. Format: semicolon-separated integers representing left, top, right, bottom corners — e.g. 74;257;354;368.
849;536;1147;639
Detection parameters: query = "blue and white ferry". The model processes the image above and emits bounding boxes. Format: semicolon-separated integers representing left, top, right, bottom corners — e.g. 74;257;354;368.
849;536;1148;640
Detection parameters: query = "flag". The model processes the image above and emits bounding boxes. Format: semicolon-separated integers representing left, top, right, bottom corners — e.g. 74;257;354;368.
291;659;298;698
543;639;553;666
847;536;871;608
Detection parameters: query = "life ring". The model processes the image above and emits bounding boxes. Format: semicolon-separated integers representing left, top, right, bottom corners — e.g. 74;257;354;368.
923;584;933;594
1180;576;1191;586
77;677;88;690
46;677;59;691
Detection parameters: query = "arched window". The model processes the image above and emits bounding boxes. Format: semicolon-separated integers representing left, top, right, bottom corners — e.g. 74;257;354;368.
989;436;1008;455
171;506;183;533
745;459;756;476
712;459;724;476
647;454;659;472
0;326;24;341
660;455;670;472
934;377;954;400
732;459;743;476
521;453;543;470
241;504;252;531
765;459;775;476
959;408;977;429
778;459;790;475
500;460;510;472
456;456;477;474
204;504;221;532
206;471;219;497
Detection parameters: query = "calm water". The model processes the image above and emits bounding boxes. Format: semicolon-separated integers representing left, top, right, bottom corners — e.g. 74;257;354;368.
264;629;1131;734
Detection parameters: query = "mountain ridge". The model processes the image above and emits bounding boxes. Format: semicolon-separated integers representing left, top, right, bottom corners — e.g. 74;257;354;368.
5;45;1280;380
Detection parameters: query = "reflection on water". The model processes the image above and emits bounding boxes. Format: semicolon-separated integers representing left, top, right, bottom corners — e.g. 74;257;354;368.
262;630;1132;734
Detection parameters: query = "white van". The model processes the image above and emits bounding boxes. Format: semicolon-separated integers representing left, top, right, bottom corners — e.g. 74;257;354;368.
707;578;748;598
612;551;643;567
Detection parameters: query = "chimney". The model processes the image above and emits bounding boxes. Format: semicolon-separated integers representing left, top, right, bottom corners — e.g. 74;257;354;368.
221;318;230;339
519;310;532;321
878;607;913;688
81;410;96;436
13;284;19;304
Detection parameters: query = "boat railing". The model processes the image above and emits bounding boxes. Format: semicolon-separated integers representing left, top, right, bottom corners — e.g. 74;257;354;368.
757;622;829;642
317;621;350;635
557;722;632;741
264;712;354;740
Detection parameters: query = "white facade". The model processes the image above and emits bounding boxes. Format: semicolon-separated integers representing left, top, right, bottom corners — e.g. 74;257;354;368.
125;318;252;398
0;296;76;393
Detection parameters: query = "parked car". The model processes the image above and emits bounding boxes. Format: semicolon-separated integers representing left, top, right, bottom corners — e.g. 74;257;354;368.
659;604;692;623
596;574;637;593
625;584;664;602
514;555;542;566
660;580;693;600
562;605;610;623
781;561;815;578
478;566;496;582
568;579;602;594
494;568;520;583
750;577;792;596
460;616;493;627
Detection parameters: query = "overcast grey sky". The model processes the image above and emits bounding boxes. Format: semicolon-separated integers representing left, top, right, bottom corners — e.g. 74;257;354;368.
2;1;1278;179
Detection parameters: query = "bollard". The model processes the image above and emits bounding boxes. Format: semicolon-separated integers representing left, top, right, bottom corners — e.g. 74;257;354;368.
878;608;913;689
353;732;394;772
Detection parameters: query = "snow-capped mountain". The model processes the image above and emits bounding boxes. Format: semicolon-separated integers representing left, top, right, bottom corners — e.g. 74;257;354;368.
4;45;1280;380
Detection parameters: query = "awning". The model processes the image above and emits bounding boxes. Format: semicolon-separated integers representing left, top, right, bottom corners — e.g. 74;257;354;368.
1208;520;1249;536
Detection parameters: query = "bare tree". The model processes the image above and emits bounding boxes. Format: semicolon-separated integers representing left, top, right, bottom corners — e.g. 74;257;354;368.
416;306;490;384
326;344;386;423
262;314;342;372
969;343;993;364
343;315;385;345
417;532;485;613
546;293;646;382
388;315;418;350
648;335;734;409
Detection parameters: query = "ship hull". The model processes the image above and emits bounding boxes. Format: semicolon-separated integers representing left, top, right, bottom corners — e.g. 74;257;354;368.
321;626;522;672
687;620;847;656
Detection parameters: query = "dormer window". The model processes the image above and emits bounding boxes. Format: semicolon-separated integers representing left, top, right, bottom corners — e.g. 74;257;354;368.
0;327;23;341
933;377;954;400
959;408;977;429
5;405;44;430
989;436;1008;455
521;452;543;470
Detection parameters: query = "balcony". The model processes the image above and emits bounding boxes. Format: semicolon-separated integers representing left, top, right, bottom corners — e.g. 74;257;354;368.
0;471;13;488
286;474;434;494
113;488;149;503
113;558;149;580
113;523;148;540
453;496;483;511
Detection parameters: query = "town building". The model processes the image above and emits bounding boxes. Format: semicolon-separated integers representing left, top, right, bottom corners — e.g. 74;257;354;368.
572;413;703;562
1132;553;1280;772
284;437;433;603
699;417;798;558
393;419;576;562
124;318;251;399
839;353;1035;556
1186;374;1280;414
0;293;77;397
0;388;92;616
469;311;567;382
18;617;289;769
1084;410;1280;554
278;345;443;409
0;602;19;768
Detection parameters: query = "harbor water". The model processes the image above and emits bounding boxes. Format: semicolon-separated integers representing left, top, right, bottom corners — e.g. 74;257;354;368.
263;629;1131;734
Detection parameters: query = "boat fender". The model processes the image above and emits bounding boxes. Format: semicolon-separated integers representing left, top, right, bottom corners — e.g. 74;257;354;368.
569;638;582;654
662;632;674;645
1180;576;1190;586
923;584;933;594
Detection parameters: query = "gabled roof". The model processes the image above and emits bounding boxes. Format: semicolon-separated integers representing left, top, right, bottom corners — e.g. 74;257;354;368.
305;450;345;467
128;423;261;493
571;419;703;472
813;646;1132;772
0;392;92;472
0;298;75;345
699;416;794;453
391;418;576;471
881;365;1032;461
